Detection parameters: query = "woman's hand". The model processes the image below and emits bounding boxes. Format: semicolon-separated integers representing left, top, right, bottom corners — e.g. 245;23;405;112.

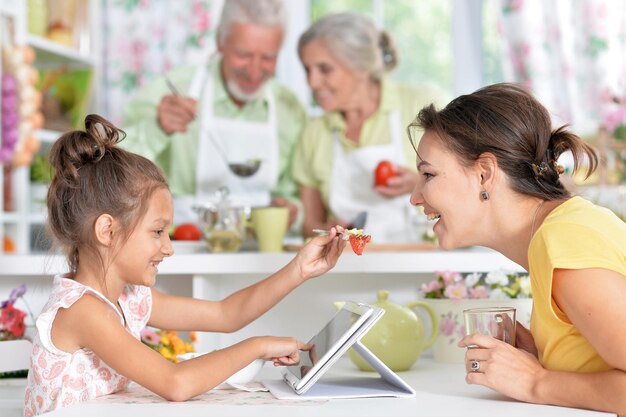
293;226;346;281
515;321;538;357
459;333;547;403
375;166;418;198
257;336;312;366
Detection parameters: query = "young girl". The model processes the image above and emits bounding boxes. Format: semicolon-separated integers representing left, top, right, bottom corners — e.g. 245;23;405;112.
23;115;346;416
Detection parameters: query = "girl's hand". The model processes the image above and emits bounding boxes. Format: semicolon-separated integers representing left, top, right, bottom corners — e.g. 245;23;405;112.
258;336;312;366
459;333;547;403
375;166;418;198
293;226;346;281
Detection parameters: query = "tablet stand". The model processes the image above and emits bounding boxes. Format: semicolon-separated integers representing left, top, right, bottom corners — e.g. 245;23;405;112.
264;340;415;399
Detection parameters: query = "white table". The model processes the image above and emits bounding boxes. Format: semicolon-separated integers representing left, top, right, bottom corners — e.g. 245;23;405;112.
36;357;614;417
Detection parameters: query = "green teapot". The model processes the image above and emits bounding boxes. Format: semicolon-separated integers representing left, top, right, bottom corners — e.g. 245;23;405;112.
337;290;439;372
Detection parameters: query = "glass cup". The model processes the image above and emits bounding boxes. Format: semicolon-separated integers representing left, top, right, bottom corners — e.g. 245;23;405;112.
250;207;288;252
463;307;517;345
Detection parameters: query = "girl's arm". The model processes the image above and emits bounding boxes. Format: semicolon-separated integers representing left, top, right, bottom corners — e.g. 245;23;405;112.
460;267;626;415
149;229;346;332
54;294;309;402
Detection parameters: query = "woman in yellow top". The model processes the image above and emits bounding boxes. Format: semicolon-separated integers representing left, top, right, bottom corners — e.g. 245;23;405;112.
409;83;626;415
293;12;447;242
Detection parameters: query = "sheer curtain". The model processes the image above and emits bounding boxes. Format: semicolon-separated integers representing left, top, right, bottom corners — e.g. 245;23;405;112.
101;0;219;123
496;0;626;135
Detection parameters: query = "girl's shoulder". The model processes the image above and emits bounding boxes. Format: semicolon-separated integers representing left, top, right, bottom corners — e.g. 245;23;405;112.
36;276;125;355
43;276;103;314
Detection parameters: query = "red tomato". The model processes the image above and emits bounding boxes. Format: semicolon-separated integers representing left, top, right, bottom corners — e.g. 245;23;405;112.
172;223;202;241
374;160;398;186
348;234;371;256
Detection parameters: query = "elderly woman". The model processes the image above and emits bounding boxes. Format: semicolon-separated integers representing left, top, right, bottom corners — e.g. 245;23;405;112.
410;83;626;415
293;12;447;242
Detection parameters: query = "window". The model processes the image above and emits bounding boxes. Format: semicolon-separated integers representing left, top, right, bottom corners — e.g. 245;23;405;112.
311;0;453;93
308;0;503;97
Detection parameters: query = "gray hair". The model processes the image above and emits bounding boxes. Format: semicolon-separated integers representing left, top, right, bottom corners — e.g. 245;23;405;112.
298;12;398;80
217;0;288;45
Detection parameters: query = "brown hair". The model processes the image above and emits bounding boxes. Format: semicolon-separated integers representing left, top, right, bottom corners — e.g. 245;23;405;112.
408;83;598;200
47;114;169;276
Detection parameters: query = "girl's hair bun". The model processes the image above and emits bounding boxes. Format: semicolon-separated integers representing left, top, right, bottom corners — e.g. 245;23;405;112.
49;114;127;185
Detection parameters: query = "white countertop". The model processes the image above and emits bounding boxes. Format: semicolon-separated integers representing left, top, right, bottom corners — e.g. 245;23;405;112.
0;247;523;276
34;357;613;417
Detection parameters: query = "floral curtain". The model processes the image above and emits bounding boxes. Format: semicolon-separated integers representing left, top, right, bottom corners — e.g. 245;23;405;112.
101;0;218;124
496;0;626;135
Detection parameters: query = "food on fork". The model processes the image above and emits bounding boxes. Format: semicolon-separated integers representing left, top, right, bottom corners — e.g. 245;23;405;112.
312;228;372;256
346;229;371;256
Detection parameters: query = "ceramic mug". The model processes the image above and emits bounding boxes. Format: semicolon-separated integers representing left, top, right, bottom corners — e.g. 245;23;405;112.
250;207;288;252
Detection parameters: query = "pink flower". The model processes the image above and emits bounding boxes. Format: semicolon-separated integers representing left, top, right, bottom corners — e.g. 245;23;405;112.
457;324;466;339
439;314;456;337
468;285;490;299
193;13;210;33
604;107;626;132
420;280;442;294
140;328;160;346
444;283;469;300
437;271;462;285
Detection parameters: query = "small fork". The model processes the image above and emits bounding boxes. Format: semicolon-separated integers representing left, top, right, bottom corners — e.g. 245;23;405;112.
312;228;350;240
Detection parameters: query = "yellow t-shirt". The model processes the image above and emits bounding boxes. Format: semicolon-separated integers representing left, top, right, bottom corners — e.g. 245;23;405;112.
529;196;626;372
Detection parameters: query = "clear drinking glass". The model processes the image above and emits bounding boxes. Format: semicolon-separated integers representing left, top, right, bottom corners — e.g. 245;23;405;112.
464;307;516;345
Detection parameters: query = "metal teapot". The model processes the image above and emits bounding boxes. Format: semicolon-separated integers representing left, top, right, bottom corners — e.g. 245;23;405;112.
193;187;250;253
336;290;439;372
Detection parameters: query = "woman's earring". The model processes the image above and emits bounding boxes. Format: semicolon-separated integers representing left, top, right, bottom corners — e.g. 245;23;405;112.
480;190;490;201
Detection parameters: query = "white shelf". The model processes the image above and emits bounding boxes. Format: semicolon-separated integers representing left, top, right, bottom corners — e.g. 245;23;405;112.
0;212;22;223
26;34;94;69
1;1;99;254
28;212;46;224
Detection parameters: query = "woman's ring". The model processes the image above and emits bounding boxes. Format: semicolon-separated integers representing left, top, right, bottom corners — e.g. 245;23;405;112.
470;360;480;372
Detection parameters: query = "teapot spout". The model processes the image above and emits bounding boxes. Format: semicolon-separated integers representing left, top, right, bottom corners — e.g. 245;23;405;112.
333;301;346;311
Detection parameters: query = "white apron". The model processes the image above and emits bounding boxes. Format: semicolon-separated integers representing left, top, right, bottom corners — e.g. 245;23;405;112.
173;60;279;223
328;112;419;243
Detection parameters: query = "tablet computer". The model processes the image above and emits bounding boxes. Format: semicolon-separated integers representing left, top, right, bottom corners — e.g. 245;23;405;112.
281;301;383;395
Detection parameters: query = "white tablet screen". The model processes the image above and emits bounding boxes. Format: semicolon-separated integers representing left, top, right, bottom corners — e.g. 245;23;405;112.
285;307;365;381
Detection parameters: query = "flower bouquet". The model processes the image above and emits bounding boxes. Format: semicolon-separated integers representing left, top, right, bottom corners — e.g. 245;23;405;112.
420;270;533;363
1;284;36;378
140;328;196;363
420;270;532;301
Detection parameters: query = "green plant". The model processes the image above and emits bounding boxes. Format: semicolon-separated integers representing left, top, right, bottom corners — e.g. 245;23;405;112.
30;154;54;183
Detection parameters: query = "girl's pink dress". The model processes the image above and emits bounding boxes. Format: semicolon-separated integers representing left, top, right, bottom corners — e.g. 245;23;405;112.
23;275;152;416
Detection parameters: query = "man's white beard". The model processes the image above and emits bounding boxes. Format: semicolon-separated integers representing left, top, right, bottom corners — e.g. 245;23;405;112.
226;78;267;103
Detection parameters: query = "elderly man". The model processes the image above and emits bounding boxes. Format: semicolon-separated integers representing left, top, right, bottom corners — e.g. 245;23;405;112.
122;0;305;228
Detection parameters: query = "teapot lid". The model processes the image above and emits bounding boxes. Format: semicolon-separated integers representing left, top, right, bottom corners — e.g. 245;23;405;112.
377;290;389;303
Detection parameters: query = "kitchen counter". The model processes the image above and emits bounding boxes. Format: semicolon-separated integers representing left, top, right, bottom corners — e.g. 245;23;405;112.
33;357;614;417
0;247;525;352
0;246;523;276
